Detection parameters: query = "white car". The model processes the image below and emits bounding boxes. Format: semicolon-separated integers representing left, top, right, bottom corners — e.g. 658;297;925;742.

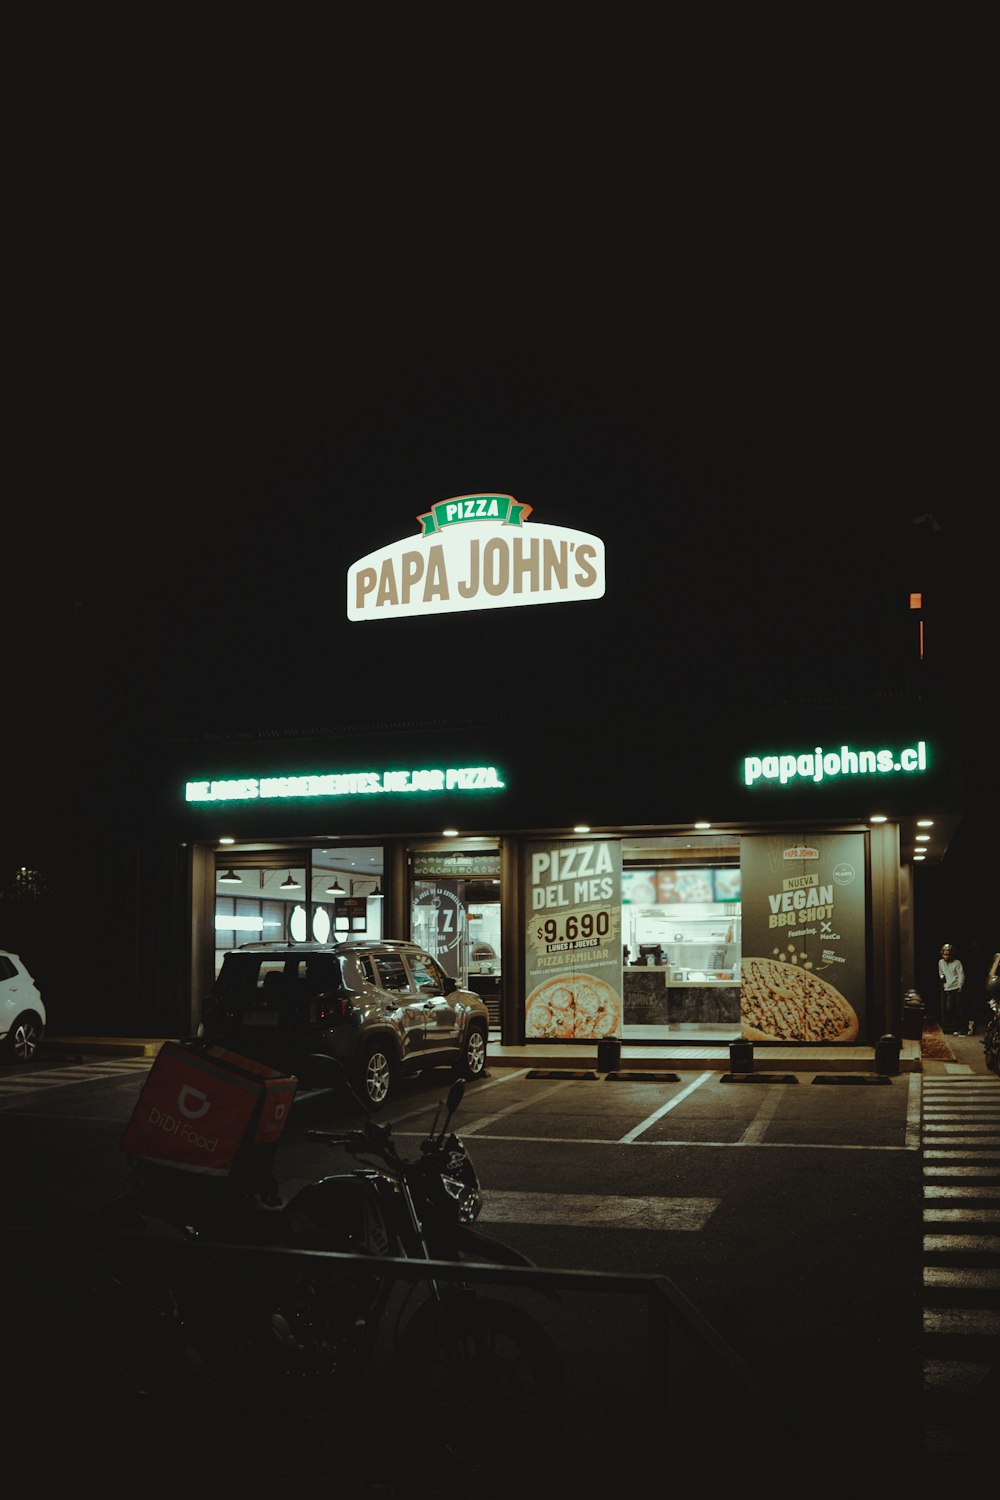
0;949;46;1062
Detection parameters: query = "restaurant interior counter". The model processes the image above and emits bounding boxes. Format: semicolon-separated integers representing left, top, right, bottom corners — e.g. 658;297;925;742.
467;972;501;1028
624;963;740;1026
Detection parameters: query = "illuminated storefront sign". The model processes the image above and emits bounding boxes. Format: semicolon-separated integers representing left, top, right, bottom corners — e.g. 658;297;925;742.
185;765;506;803
743;740;929;788
347;494;605;620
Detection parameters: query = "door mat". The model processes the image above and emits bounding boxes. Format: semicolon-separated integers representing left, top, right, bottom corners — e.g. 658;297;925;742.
721;1073;799;1084
525;1069;600;1080
811;1073;892;1085
605;1071;680;1083
920;1023;957;1061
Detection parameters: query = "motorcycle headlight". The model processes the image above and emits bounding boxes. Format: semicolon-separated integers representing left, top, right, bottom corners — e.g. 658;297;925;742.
441;1174;482;1223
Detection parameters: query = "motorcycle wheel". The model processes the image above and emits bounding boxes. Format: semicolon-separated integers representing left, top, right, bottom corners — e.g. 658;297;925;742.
92;1261;174;1381
89;1261;295;1483
393;1292;568;1468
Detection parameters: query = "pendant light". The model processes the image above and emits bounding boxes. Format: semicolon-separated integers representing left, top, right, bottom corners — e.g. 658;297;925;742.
326;877;346;896
219;869;242;884
280;870;301;890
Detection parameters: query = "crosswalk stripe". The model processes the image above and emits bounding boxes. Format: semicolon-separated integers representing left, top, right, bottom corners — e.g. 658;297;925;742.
0;1059;152;1103
924;1233;1000;1252
924;1266;1000;1288
923;1358;992;1392
923;1307;1000;1335
923;1165;1000;1176
923;1185;1000;1198
923;1208;1000;1223
921;1069;1000;1461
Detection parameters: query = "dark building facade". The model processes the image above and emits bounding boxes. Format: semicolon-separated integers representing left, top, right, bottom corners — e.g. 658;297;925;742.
117;689;960;1054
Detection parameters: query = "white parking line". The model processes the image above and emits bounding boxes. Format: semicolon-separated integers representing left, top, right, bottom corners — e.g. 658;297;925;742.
738;1084;789;1145
458;1078;578;1136
619;1071;714;1143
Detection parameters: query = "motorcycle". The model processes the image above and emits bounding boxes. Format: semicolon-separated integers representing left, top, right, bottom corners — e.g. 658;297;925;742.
983;995;1000;1078
89;1052;567;1484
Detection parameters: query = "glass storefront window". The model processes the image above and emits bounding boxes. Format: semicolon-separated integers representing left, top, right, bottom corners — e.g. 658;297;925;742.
213;849;384;973
622;835;742;1040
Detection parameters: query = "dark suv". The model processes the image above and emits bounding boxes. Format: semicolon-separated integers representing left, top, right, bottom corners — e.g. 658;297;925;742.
200;940;490;1109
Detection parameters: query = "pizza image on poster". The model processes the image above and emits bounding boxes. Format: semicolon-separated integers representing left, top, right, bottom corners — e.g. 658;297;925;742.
740;953;859;1042
525;973;621;1039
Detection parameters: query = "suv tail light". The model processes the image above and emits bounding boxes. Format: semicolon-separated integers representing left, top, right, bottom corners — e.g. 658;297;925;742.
315;998;353;1024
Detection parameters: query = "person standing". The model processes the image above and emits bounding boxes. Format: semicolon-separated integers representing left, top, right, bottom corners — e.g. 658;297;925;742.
938;943;966;1035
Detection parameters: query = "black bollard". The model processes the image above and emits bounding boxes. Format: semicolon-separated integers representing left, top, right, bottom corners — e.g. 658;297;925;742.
902;991;924;1041
597;1037;621;1073
729;1037;754;1073
874;1033;900;1077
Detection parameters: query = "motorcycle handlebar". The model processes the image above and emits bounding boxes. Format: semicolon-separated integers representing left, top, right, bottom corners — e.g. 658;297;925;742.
305;1121;396;1153
304;1129;364;1146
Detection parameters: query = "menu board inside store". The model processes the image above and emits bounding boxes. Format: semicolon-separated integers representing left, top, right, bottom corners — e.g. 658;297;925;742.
622;868;742;904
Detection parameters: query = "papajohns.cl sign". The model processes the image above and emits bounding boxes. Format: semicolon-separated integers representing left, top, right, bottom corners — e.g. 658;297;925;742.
347;494;605;621
743;740;929;787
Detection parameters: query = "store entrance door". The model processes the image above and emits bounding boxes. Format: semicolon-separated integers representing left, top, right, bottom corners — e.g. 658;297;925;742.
411;876;502;1030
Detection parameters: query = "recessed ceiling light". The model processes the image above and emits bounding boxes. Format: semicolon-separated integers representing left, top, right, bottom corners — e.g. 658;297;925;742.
917;819;934;827
916;835;931;842
218;837;235;845
913;853;926;861
443;828;459;837
694;821;711;830
573;825;591;833
870;815;888;824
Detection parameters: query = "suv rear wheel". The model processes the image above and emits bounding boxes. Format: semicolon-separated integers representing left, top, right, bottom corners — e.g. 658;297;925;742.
357;1041;394;1109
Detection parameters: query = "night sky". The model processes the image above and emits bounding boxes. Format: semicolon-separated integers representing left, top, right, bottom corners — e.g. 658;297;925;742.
7;37;994;990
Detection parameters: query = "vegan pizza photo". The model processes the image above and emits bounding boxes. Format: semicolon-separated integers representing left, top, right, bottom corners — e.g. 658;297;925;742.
740;955;859;1043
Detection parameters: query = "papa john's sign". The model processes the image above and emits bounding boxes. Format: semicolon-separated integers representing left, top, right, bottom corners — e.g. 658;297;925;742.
347;495;605;621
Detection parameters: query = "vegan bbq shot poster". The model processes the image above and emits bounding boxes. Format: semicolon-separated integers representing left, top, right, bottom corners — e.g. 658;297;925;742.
524;838;622;1040
739;833;865;1043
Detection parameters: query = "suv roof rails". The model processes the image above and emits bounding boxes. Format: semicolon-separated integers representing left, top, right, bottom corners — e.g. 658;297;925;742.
338;938;412;949
234;938;417;953
235;940;342;951
233;938;418;953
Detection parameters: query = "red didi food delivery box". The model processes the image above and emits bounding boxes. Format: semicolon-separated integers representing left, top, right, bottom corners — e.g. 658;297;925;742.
121;1042;297;1177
